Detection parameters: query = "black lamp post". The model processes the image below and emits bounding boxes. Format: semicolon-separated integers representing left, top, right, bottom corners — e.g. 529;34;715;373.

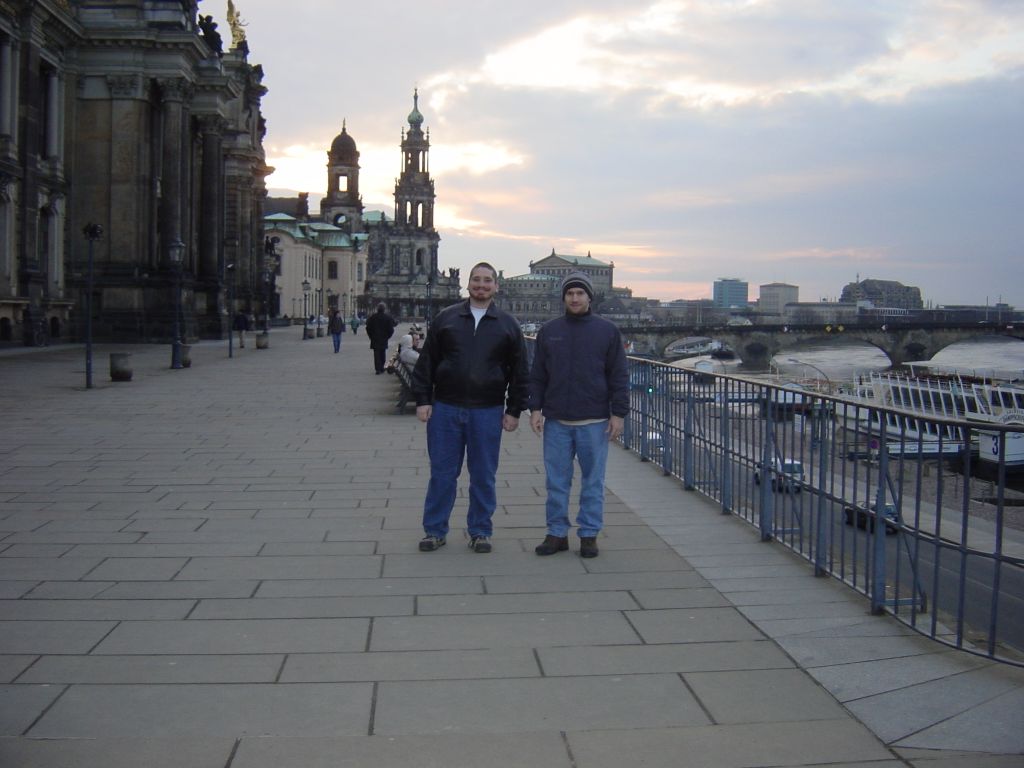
426;276;433;327
82;223;103;389
226;261;235;359
301;279;311;338
316;288;323;334
169;238;185;369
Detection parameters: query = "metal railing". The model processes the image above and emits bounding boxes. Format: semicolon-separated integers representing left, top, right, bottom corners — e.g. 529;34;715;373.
617;357;1024;666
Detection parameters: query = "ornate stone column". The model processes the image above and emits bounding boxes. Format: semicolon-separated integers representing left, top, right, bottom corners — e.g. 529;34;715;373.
157;78;189;265
197;114;224;278
0;37;12;140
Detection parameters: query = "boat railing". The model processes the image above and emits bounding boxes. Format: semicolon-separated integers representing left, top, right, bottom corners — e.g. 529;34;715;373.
612;353;1024;667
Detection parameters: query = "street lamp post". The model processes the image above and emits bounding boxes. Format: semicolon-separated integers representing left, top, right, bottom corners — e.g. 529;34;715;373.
426;277;433;326
169;238;185;370
82;223;103;389
301;279;311;338
316;288;323;336
226;261;235;359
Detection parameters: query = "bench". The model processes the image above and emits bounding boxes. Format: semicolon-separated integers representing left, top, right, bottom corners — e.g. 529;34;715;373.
392;361;416;413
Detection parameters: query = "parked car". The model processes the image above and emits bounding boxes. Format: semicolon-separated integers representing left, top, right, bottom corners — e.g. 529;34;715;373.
843;501;900;534
754;457;805;492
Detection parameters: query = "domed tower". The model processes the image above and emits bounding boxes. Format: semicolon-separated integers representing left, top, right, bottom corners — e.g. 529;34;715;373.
320;120;362;229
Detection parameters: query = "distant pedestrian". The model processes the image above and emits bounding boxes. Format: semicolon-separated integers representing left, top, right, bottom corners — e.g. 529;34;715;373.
529;271;629;559
350;314;361;335
365;302;396;374
233;310;250;348
411;262;529;554
328;308;344;353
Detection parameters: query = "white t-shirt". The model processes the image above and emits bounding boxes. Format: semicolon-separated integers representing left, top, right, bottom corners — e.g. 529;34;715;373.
470;305;487;330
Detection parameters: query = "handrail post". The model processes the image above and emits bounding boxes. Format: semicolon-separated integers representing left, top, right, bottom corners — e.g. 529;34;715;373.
759;400;775;541
870;434;890;614
720;375;733;513
813;400;830;575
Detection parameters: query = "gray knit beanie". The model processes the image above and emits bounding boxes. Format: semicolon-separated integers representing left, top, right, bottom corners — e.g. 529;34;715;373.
561;271;594;300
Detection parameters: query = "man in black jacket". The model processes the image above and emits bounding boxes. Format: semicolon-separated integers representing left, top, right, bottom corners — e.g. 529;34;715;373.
365;303;396;374
411;263;529;553
529;271;629;558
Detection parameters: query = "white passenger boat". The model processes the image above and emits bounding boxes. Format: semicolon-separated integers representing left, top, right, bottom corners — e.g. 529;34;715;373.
847;367;1024;469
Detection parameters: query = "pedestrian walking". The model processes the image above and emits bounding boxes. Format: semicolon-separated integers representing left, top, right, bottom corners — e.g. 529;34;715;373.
349;314;361;335
328;308;344;353
233;310;250;348
411;262;529;554
365;303;396;374
529;271;629;559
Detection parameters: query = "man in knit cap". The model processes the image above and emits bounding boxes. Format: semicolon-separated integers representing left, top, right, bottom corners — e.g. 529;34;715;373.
528;271;629;558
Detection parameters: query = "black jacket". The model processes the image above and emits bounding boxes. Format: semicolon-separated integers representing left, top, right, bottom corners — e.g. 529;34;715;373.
529;311;629;421
412;300;529;416
365;310;396;349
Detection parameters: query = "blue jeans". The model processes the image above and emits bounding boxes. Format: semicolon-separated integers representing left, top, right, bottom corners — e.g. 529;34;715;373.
422;401;504;539
543;419;609;538
331;332;342;352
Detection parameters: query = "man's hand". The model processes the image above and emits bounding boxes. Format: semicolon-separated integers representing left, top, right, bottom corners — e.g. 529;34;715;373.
416;405;432;423
530;411;544;435
607;415;624;441
502;414;520;432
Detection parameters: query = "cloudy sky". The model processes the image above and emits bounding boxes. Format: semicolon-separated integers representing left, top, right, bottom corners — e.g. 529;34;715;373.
222;0;1023;306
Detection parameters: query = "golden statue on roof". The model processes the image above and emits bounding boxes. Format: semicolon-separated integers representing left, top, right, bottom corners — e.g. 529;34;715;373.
227;0;248;47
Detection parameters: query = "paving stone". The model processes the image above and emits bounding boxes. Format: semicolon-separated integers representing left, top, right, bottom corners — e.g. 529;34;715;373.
565;720;894;768
255;576;481;598
374;675;708;734
685;668;848;723
631;587;732;609
370;612;641;651
0;620;115;654
93;618;369;654
0;656;34;683
417;590;639;615
0;684;64;736
281;648;540;682
174;554;382;580
18;654;283;684
28;682;373;738
98;580;260;599
0;599;193;621
0;736;237;768
84;557;188;581
538;639;793;676
485;570;709;593
230;732;573;768
0;557;102;580
625;607;765;643
190;595;413;619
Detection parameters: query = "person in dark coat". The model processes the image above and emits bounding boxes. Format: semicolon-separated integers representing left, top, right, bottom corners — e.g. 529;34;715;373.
233;310;250;348
365;302;396;374
328;308;345;353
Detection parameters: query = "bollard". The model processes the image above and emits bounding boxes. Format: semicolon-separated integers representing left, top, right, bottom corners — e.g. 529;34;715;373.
109;352;133;382
255;332;269;350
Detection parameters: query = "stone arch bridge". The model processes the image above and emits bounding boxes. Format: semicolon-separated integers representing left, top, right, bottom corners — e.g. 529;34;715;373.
619;321;1024;370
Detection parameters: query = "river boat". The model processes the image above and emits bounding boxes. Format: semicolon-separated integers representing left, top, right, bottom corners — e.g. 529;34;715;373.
847;367;1024;468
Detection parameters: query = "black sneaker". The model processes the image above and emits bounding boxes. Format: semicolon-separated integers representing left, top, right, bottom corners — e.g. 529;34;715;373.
419;535;446;552
469;536;492;553
535;535;569;556
579;536;599;558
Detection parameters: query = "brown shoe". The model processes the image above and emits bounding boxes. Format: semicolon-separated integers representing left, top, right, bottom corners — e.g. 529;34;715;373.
535;535;569;556
579;537;599;558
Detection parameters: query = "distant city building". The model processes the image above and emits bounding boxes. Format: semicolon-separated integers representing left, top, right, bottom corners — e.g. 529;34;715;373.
840;279;923;310
1;1;270;345
265;92;461;320
713;278;749;309
759;283;799;316
495;250;616;321
783;302;859;325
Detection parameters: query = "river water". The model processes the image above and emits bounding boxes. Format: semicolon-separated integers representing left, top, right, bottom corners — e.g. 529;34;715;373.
680;336;1024;385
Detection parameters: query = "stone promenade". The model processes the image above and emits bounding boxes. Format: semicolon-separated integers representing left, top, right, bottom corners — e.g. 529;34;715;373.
0;330;1021;767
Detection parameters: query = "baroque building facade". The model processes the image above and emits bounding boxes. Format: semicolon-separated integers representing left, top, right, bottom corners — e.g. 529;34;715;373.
494;250;618;322
265;91;460;323
0;0;271;346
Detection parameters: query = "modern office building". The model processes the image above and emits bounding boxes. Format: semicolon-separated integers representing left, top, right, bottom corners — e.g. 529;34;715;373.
713;278;749;309
759;283;799;316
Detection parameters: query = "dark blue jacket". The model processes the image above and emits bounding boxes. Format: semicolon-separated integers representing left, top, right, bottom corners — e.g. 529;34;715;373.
412;300;529;416
529;311;629;421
